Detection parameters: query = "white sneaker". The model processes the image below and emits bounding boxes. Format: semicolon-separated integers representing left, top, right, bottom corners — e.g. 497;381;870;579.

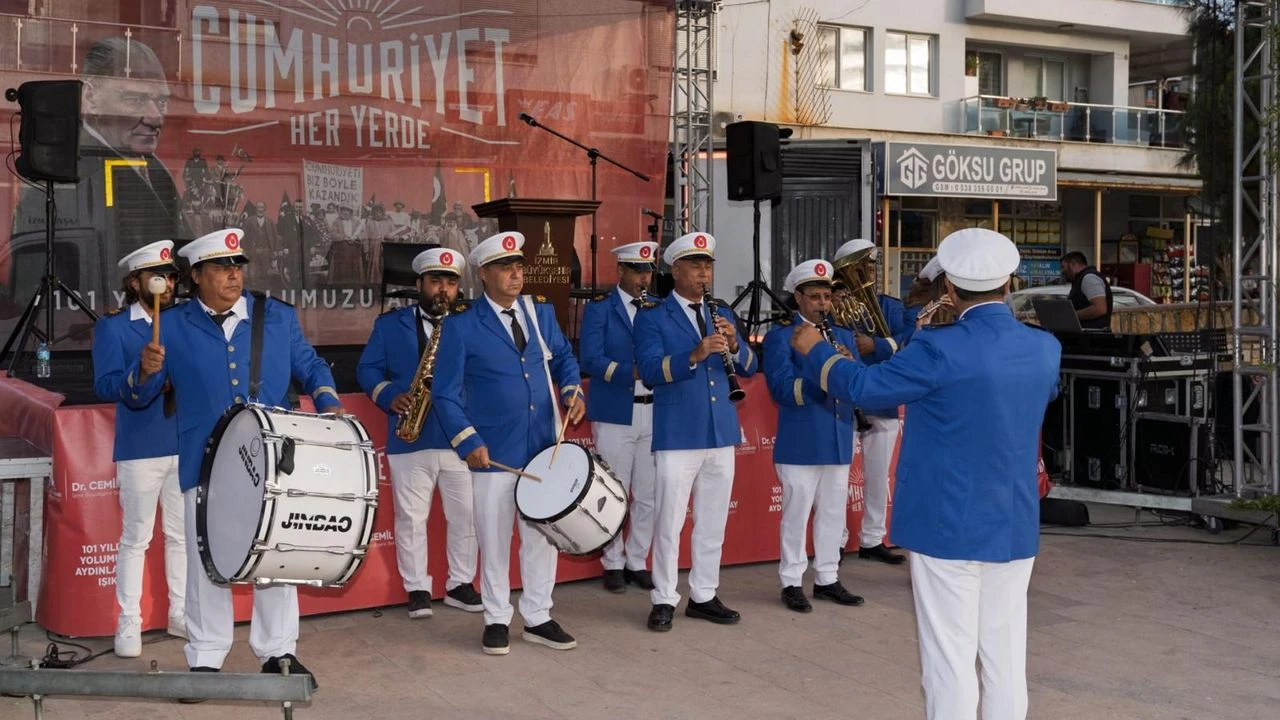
167;614;188;640
114;616;142;658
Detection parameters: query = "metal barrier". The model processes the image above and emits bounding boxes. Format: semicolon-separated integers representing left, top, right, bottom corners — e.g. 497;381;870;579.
1;437;48;667
0;660;315;719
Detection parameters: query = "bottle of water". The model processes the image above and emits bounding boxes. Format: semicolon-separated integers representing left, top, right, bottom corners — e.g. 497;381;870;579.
35;341;51;379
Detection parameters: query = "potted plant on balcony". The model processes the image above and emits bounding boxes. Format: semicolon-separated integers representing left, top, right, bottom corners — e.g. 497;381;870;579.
995;96;1015;109
965;53;979;77
1047;99;1069;113
1031;96;1048;111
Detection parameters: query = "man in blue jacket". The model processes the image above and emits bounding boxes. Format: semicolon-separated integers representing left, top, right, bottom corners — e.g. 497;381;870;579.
430;231;586;656
834;238;914;565
578;241;661;593
763;259;865;613
131;228;342;690
634;232;757;633
791;228;1061;720
92;240;185;658
357;247;482;619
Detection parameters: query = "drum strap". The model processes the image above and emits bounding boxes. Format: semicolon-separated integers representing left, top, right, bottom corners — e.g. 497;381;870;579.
521;294;562;431
249;291;267;402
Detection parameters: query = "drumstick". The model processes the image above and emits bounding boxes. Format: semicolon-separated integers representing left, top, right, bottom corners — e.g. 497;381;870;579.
488;460;543;483
147;275;168;344
548;387;580;465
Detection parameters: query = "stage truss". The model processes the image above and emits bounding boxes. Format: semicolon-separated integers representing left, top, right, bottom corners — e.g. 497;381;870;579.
1231;0;1280;499
671;0;716;233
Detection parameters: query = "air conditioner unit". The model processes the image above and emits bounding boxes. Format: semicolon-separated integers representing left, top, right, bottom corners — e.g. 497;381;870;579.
712;110;744;139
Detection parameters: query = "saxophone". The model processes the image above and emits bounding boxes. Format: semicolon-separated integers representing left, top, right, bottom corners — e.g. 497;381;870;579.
395;299;450;443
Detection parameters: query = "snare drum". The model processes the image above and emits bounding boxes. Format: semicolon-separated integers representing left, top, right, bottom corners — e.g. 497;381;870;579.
197;403;379;587
515;442;628;556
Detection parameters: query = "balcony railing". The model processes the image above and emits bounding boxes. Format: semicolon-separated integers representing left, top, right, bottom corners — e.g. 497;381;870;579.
0;14;183;79
961;95;1185;148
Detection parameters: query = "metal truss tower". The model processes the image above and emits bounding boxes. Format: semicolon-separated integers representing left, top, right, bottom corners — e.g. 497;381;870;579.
672;1;717;234
1232;0;1280;497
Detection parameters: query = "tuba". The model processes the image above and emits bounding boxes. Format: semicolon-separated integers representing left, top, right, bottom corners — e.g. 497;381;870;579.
830;246;892;338
395;298;451;443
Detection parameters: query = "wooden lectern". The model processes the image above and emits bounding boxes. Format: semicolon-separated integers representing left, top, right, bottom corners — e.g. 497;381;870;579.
472;198;600;332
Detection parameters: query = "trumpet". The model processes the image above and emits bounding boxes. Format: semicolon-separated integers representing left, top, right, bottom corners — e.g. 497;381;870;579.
702;284;746;402
818;316;872;433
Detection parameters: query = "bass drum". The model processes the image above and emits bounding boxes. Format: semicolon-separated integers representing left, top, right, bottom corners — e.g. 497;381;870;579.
197;403;379;587
515;441;628;556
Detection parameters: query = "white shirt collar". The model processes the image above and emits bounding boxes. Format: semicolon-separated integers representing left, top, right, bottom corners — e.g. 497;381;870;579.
616;286;637;305
484;292;518;316
958;300;1005;320
197;295;249;320
129;302;151;324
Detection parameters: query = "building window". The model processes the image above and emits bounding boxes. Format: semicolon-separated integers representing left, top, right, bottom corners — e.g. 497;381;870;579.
977;51;1003;96
1023;56;1066;100
886;31;934;96
818;24;869;92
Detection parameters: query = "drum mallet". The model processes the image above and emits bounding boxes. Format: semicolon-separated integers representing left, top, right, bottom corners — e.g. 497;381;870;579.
147;275;168;343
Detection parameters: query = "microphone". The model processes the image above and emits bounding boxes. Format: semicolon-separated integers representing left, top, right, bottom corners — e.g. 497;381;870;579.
641;208;663;220
518;112;536;126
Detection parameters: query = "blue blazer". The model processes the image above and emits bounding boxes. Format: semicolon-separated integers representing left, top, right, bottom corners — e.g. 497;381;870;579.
356;306;456;456
431;297;581;471
579;289;658;426
127;293;342;491
634;292;757;451
801;302;1061;562
91;306;179;462
763;315;857;466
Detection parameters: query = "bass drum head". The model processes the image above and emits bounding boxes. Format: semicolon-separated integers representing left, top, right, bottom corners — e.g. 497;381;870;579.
516;442;592;522
197;404;271;583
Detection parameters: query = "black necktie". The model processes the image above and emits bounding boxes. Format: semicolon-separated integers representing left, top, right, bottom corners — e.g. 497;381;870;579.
689;302;708;337
210;312;232;327
631;298;644;309
502;309;527;352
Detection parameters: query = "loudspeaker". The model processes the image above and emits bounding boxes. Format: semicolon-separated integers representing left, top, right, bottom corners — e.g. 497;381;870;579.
1133;416;1211;495
1069;377;1127;489
11;80;82;183
725;120;782;201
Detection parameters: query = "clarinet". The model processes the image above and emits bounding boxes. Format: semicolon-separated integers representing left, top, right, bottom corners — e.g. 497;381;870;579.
818;316;872;432
702;285;746;402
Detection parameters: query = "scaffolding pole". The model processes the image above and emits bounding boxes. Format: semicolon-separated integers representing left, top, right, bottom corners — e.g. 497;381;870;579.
671;1;716;234
1232;0;1280;498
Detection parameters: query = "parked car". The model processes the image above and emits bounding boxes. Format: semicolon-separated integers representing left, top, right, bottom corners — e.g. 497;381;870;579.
1006;285;1156;323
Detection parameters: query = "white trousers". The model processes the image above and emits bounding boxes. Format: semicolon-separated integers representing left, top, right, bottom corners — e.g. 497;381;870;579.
776;464;849;588
385;449;477;593
115;455;185;621
859;415;900;547
910;552;1035;720
472;471;558;627
592;404;656;572
182;489;298;669
651;447;735;607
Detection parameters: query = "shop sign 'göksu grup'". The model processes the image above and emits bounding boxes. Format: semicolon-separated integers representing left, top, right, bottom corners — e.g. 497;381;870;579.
878;142;1058;201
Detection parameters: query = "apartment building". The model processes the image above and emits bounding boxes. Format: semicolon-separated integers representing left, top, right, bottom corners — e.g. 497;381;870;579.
709;0;1197;301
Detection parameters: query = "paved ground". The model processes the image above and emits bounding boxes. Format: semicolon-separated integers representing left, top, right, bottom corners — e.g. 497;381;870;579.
2;503;1279;719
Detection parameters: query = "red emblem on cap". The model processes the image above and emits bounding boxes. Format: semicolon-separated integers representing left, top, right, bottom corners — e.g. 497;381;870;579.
693;234;708;249
159;247;171;261
640;246;652;259
225;232;240;250
502;235;517;251
814;263;827;276
440;251;453;266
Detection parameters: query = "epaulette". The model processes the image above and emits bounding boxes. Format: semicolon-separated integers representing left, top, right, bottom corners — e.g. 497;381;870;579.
534;294;548;303
591;293;609;302
775;315;793;327
637;299;660;309
450;300;471;313
105;307;123;317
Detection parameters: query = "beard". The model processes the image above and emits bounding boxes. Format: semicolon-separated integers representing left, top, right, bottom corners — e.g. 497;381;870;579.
139;286;173;309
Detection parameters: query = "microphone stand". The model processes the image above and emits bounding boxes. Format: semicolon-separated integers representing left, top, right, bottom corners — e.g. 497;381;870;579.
518;113;650;292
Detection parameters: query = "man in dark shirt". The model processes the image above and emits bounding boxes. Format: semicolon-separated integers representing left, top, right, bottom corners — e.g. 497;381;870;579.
1060;252;1113;330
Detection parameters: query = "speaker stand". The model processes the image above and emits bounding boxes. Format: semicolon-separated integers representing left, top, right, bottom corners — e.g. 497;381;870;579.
730;198;790;340
0;181;98;377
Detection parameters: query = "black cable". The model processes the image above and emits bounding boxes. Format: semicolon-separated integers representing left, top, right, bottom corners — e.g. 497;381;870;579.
37;628;176;670
1042;511;1276;546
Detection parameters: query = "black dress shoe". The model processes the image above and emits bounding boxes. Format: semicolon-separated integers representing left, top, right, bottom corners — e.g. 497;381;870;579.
483;624;510;655
859;543;906;564
780;586;812;613
262;653;318;690
624;568;655;590
647;604;674;632
444;584;484;612
177;666;219;704
407;590;433;618
602;569;626;593
523;619;577;650
685;597;741;625
813;581;864;606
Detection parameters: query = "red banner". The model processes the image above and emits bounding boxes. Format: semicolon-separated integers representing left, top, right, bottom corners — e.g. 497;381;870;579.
0;1;675;348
